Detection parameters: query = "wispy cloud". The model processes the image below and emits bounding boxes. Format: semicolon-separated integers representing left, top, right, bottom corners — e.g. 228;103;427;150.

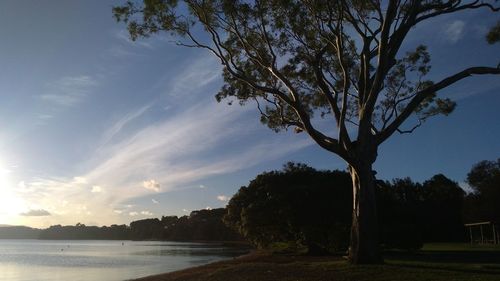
99;104;151;148
152;199;159;204
442;20;465;43
115;29;154;49
107;30;155;57
16;54;312;226
41;75;98;106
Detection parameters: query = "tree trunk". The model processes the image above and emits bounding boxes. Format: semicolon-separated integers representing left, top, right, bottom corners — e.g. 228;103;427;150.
348;162;383;264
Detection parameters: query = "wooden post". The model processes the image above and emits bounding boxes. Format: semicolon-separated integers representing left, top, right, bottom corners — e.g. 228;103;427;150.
492;224;496;245
494;225;498;245
469;226;473;244
480;225;484;244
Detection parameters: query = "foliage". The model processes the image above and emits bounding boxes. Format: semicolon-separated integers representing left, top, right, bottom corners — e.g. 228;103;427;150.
225;163;472;253
464;158;500;223
224;162;352;253
378;175;465;246
487;21;500;44
113;0;500;166
38;224;130;240
377;178;423;250
420;174;466;242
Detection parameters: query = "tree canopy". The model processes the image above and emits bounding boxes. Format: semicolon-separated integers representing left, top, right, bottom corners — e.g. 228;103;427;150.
464;158;500;223
113;0;499;164
224;163;352;254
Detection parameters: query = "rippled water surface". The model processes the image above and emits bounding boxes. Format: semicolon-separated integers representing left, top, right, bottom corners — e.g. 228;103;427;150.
0;240;246;281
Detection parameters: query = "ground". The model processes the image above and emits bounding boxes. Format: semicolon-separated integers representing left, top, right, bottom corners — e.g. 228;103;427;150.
132;243;500;281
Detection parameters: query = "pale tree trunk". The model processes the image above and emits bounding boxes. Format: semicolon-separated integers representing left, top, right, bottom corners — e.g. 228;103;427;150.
348;161;383;264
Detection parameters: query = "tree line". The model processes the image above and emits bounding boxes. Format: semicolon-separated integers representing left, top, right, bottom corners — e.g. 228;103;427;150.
0;208;241;241
224;159;500;254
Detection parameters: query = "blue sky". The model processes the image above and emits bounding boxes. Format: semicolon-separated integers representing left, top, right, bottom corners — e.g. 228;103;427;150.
0;1;498;228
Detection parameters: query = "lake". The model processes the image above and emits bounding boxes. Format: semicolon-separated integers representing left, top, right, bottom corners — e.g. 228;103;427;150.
0;240;247;281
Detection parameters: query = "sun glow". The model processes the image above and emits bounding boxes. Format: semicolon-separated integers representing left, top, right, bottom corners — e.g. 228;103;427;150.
0;163;27;223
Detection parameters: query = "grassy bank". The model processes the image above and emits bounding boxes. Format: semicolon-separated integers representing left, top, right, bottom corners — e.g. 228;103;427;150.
132;243;500;281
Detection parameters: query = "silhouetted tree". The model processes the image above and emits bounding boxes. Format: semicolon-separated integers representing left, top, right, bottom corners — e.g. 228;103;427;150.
113;0;500;263
464;158;500;223
377;178;423;250
130;218;163;240
224;163;352;254
420;174;465;242
161;209;241;241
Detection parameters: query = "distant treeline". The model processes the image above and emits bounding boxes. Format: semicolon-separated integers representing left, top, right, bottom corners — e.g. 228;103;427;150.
0;208;241;241
0;226;41;239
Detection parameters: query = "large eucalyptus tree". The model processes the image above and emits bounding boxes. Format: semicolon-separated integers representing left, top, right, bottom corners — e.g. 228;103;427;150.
113;0;500;264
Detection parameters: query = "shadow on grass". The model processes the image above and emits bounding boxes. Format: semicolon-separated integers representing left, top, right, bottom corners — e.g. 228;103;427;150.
384;249;500;275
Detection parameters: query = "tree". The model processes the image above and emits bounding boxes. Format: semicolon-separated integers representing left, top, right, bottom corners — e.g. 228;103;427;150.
464;158;500;223
420;174;465;242
224;163;352;254
113;1;500;263
377;178;423;250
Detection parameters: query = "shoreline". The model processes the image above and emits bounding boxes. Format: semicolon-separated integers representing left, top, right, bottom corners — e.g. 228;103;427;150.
130;247;500;281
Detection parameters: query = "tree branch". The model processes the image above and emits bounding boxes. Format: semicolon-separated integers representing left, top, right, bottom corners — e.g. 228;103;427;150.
377;66;500;145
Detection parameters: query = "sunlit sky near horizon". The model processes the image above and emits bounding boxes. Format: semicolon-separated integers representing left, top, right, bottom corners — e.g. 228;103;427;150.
0;1;498;228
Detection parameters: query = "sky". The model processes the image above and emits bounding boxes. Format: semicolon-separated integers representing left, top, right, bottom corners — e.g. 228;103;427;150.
0;1;498;228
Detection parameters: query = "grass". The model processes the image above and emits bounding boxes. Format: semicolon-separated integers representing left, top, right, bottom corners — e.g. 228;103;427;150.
132;243;500;281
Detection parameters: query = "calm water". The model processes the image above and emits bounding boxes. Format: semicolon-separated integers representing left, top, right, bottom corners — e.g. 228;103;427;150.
0;240;247;281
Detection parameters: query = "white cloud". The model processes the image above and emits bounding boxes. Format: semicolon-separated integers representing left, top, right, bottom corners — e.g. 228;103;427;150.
113;210;123;214
73;177;88;184
41;75;98;106
199;185;206;189
205;206;212;210
182;209;189;213
217;195;229;202
91;185;103;193
143;180;160;192
152;199;159;204
140;210;153;216
129;211;139;216
443;20;465;43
